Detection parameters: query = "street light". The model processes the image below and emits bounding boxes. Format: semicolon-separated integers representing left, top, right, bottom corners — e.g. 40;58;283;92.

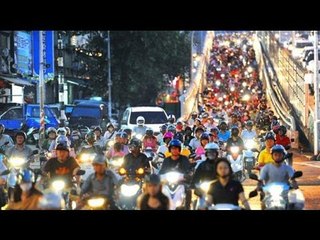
313;30;319;156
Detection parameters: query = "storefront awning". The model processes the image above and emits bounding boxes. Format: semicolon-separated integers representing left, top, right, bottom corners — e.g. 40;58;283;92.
0;76;34;86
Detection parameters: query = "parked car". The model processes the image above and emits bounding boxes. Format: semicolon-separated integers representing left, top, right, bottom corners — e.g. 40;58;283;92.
120;106;168;134
0;104;60;137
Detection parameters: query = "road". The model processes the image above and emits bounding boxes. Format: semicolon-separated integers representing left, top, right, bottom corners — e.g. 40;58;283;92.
243;150;320;210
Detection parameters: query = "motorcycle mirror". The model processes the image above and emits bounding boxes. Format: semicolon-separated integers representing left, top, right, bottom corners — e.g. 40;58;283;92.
291;171;303;180
0;169;10;176
158;152;165;158
189;153;196;159
249;173;259;181
76;170;86;176
32;150;39;155
249;190;258;198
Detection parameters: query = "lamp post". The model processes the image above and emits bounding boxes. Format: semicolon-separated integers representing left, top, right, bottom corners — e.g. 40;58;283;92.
39;31;46;150
106;31;112;120
314;30;319;156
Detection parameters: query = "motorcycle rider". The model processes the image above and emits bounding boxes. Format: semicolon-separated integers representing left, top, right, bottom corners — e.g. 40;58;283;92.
7;169;43;210
142;128;158;153
79;131;104;156
122;128;133;142
0;124;14;151
104;123;116;141
137;174;171;210
176;120;184;133
191;142;220;187
275;125;291;150
184;126;195;147
189;126;205;150
206;158;250;210
157;125;167;146
43;142;81;188
226;126;244;155
106;131;130;159
122;138;150;173
257;132;276;168
156;131;174;160
41;127;57;151
167;114;176;124
48;127;69;152
5;131;33;161
132;116;147;138
217;121;231;143
195;132;210;161
93;126;106;149
80;154;120;209
240;120;257;142
188;112;198;127
209;127;220;143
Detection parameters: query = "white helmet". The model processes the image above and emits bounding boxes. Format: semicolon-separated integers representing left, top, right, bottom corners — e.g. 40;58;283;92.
57;127;67;136
168;114;176;123
136;116;145;126
205;142;219;151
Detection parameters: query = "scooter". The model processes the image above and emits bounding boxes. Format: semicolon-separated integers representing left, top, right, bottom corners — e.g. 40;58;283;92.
77;149;97;183
242;139;259;175
248;171;305;210
227;146;246;182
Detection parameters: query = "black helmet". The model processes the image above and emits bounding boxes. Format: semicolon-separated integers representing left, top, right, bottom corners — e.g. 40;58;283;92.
55;142;69;152
278;125;287;135
173;132;184;142
15;131;27;141
93;126;102;133
145;128;153;136
119;131;128;139
200;132;210;141
145;174;161;185
231;126;239;136
195;126;205;133
129;138;142;148
160;124;167;132
123;128;132;136
85;131;96;144
168;139;182;151
265;132;275;141
246;120;254;127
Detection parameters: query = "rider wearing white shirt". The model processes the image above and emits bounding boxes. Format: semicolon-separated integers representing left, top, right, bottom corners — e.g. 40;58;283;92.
241;121;257;141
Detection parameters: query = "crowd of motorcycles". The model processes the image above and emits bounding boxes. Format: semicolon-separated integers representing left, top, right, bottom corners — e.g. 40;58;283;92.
0;32;305;210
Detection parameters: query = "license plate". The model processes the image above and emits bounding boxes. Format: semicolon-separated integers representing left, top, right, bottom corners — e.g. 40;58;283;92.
246;158;253;162
29;161;41;169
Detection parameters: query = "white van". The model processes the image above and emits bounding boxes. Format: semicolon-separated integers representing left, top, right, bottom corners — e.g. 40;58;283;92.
120;106;168;134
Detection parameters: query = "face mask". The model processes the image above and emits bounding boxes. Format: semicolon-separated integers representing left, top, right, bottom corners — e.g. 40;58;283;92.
20;183;32;192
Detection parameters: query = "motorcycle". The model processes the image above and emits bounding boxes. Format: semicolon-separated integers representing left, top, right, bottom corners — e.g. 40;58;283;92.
227;146;246;182
160;171;188;210
116;166;146;210
49;169;86;210
107;156;124;172
242;139;259;175
249;171;305;210
77;150;97;183
193;180;213;210
78;195;109;210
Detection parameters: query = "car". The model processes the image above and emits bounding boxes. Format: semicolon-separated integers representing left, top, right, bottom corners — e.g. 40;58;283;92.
69;101;109;130
0;104;60;136
120;106;168;134
291;40;313;59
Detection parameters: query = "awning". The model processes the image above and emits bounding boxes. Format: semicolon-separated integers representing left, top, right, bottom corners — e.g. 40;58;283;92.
0;76;34;86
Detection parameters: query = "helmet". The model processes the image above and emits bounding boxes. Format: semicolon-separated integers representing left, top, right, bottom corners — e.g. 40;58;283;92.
123;128;132;136
174;132;184;142
163;132;174;141
265;132;275;141
145;128;154;136
278;125;287;135
167;114;176;123
65;127;71;136
15;131;27;141
200;132;210;141
201;112;209;118
210;127;219;133
145;174;161;185
119;131;128;139
271;144;286;155
136;116;145;126
55;142;69;151
160;124;167;132
92;154;107;165
55;135;69;145
93;126;102;133
246;120;254;127
219;121;227;127
205;142;219;151
168;139;182;151
129;138;142;148
85;131;96;144
231;126;240;136
46;127;57;136
18;169;34;183
38;190;63;210
0;123;5;134
106;123;114;129
167;124;176;133
57;127;67;136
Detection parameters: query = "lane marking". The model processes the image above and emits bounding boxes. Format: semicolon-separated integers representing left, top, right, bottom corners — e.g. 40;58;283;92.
294;162;320;169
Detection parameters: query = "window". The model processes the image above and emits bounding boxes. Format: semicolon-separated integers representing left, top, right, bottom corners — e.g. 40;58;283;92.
2;108;23;120
129;111;167;124
29;107;54;118
71;106;101;118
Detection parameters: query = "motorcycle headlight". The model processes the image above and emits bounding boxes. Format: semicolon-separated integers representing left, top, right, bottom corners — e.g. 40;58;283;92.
136;168;144;175
200;182;211;193
110;158;124;167
80;153;96;163
245;140;255;149
51;180;66;192
47;152;53;158
9;158;25;168
165;172;181;184
120;184;140;197
119;168;127;175
87;198;106;208
230;146;240;154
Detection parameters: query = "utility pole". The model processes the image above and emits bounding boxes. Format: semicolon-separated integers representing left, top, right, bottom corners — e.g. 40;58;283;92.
107;31;112;120
314;31;319;156
39;31;46;150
